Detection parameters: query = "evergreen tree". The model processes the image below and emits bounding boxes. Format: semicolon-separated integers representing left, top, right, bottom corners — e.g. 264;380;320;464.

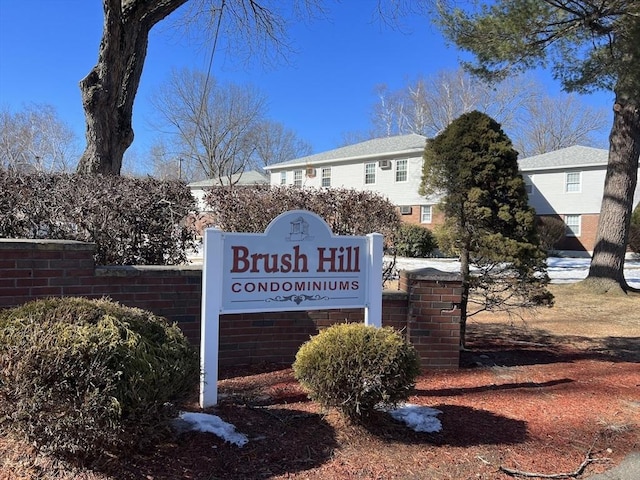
434;0;640;292
420;111;552;347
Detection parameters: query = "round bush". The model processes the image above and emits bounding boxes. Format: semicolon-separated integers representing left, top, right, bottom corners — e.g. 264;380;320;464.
293;323;421;419
0;297;199;461
395;223;437;258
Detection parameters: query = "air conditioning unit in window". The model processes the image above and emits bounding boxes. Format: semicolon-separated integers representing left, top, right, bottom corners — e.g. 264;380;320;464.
305;166;316;177
378;159;392;169
399;206;412;215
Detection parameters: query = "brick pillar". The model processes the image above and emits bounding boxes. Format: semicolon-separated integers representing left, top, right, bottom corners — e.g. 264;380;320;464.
401;267;462;369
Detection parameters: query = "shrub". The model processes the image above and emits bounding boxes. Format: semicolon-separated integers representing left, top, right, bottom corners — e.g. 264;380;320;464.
205;184;400;239
205;185;402;283
293;323;420;419
0;170;197;265
395;223;437;258
629;203;640;254
0;297;199;462
536;216;566;252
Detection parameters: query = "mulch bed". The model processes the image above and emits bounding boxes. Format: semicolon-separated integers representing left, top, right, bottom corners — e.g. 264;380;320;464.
2;327;638;480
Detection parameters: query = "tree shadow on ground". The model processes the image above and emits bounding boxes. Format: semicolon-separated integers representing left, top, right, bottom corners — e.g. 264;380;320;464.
463;322;640;367
413;378;573;397
358;404;528;447
99;404;338;480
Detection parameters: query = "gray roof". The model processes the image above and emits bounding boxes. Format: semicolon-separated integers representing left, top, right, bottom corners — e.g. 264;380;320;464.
188;170;269;188
264;134;428;170
519;145;608;171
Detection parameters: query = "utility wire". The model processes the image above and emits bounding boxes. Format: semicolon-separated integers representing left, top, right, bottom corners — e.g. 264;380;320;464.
188;0;225;179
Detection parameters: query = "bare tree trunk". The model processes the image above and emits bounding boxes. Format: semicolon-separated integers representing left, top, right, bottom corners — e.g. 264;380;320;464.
77;0;187;175
586;98;640;291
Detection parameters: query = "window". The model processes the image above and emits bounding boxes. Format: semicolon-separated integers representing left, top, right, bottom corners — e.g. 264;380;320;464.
293;170;303;187
565;172;581;193
280;171;287;185
421;205;432;224
564;214;581;236
364;162;376;184
524;175;534;195
395;159;407;182
321;167;331;187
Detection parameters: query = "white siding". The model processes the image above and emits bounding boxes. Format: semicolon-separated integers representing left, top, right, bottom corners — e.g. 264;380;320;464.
269;155;429;205
525;167;607;215
191;188;208;211
268;143;640;219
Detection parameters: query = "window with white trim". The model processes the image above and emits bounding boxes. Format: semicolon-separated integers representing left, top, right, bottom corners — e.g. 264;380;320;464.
364;162;376;184
421;205;433;224
564;214;581;236
321;167;331;187
293;170;303;187
280;171;287;185
395;159;408;182
524;175;534;195
565;172;581;193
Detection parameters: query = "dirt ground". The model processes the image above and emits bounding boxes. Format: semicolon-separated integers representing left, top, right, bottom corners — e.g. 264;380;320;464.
1;284;639;480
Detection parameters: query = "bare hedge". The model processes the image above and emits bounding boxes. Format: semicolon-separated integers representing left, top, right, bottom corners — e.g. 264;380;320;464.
0;170;197;265
205;185;401;239
204;185;402;283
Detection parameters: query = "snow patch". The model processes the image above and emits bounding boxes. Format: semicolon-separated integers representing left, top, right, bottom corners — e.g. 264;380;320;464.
387;404;443;433
178;412;248;447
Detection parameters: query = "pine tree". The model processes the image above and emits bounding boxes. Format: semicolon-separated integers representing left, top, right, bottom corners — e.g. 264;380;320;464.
420;111;552;347
434;0;640;292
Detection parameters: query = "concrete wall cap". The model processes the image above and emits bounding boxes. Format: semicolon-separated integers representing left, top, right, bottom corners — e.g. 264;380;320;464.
0;238;95;250
96;265;202;277
403;267;463;282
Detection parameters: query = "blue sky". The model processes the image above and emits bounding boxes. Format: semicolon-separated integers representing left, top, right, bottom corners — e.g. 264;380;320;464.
0;0;613;166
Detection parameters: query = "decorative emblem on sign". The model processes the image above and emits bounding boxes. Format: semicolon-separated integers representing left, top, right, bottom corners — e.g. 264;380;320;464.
287;216;312;241
266;293;330;305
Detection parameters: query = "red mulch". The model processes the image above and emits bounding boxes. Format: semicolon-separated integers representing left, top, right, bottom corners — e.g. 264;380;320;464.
1;333;638;480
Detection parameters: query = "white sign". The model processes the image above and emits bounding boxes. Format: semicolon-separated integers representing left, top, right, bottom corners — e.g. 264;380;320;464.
200;210;383;408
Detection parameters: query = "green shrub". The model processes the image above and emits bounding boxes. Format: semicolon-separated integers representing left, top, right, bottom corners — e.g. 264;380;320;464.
0;297;199;462
630;203;640;254
395;223;437;258
293;323;420;419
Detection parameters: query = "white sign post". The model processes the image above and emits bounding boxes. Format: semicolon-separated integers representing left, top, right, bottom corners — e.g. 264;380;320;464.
199;210;383;408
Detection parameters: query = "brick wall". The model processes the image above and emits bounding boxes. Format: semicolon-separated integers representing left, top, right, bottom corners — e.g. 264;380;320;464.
538;213;601;252
398;205;446;229
0;239;462;369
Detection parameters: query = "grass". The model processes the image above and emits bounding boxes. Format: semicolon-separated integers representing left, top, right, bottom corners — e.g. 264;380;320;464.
471;283;640;338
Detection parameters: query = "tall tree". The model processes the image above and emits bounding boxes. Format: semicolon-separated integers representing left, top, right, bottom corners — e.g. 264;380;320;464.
434;0;640;292
76;0;320;176
76;0;188;175
149;69;311;182
420;111;552;347
252;120;313;169
514;92;608;157
370;69;607;155
0;104;79;173
150;69;267;182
